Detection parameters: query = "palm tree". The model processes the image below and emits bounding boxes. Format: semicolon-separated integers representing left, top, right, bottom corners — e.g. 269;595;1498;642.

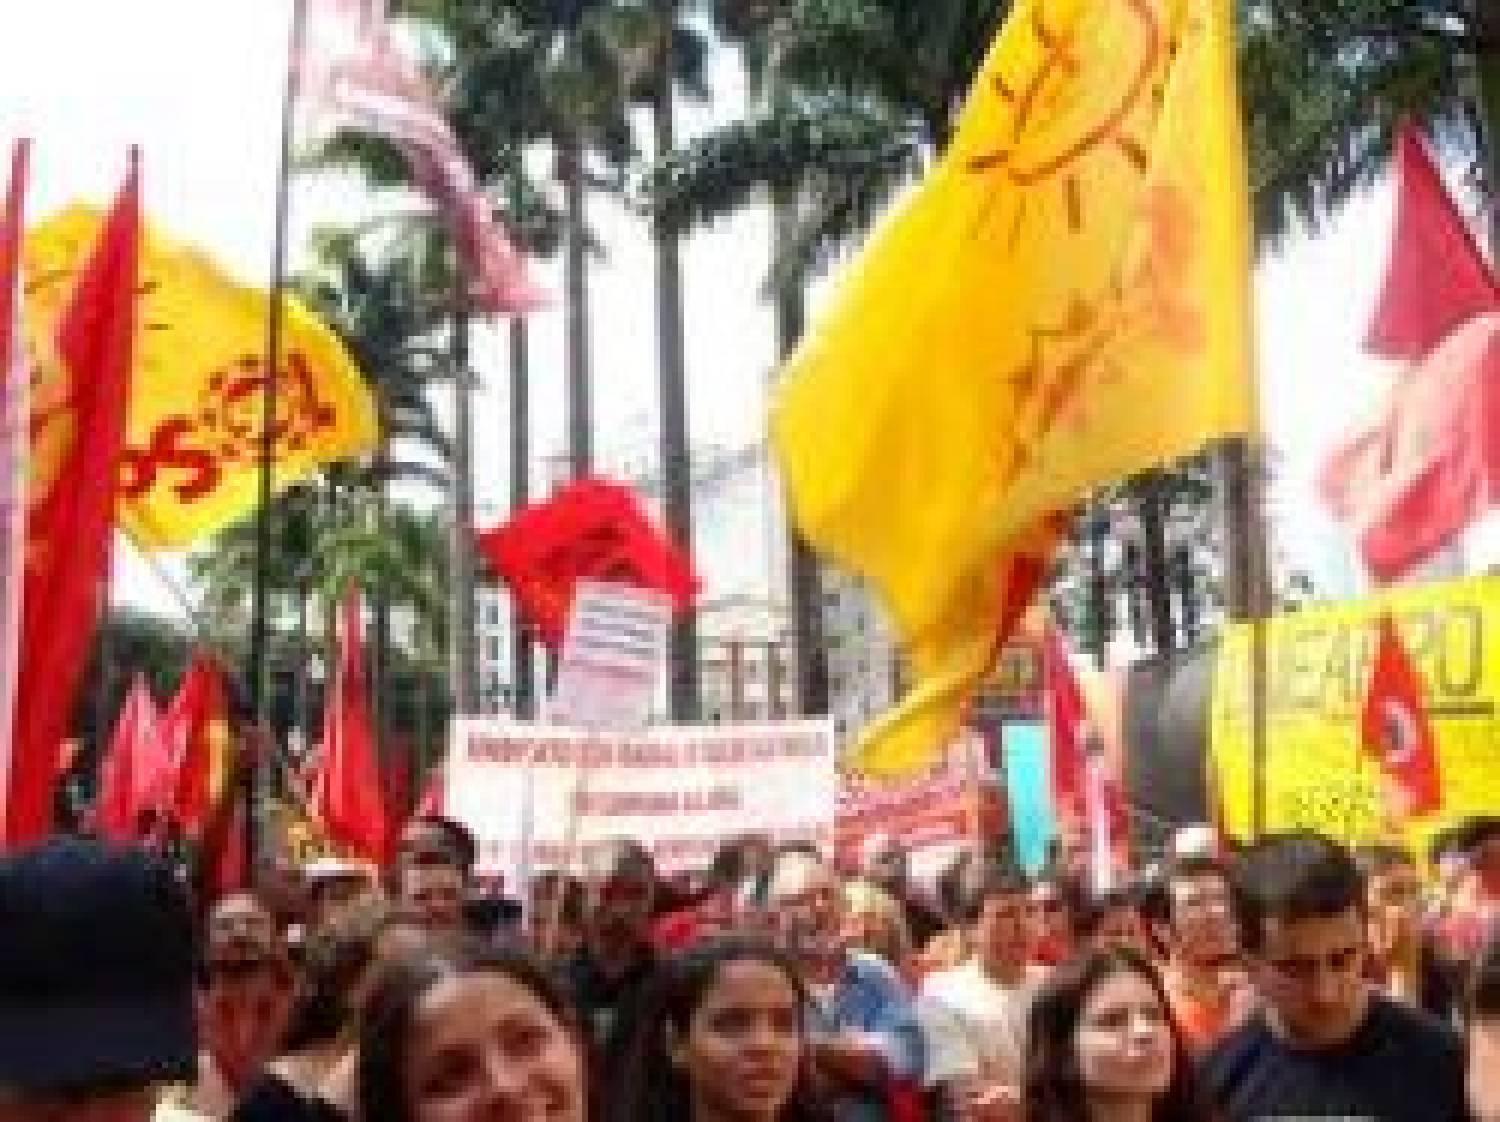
1238;0;1495;247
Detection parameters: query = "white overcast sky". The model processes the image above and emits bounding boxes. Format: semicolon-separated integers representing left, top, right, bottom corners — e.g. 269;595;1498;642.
2;0;1489;621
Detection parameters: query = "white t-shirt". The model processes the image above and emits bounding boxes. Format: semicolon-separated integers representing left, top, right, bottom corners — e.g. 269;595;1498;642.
917;957;1045;1088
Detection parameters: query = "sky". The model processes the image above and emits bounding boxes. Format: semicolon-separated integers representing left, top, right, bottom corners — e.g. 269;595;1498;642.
1;0;1487;624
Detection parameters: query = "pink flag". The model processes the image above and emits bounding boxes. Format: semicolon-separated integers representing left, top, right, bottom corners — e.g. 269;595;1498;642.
95;674;168;841
297;0;546;316
0;142;28;843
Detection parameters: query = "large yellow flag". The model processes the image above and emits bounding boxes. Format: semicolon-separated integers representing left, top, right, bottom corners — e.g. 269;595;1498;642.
23;208;378;550
773;0;1254;777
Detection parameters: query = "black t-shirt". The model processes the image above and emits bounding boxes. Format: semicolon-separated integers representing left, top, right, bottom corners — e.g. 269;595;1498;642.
230;1073;346;1122
560;945;659;1091
1199;994;1468;1121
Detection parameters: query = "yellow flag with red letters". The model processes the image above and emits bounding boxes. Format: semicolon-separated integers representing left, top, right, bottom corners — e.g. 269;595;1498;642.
23;207;378;550
772;0;1254;777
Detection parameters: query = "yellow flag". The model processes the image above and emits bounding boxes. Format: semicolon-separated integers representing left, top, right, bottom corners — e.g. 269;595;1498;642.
24;207;379;550
772;0;1254;777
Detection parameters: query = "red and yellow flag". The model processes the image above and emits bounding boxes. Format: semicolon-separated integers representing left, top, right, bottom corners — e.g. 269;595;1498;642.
23;209;378;550
159;651;236;838
772;0;1254;776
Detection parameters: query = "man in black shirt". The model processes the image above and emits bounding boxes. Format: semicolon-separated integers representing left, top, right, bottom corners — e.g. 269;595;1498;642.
1200;831;1467;1121
561;838;660;1091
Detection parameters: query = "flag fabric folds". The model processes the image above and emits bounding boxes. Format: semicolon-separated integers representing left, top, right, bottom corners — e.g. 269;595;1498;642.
1319;123;1500;583
6;155;141;847
1366;122;1499;361
95;674;168;841
475;478;699;651
160;651;236;838
1320;314;1500;583
309;589;388;864
1360;614;1442;818
771;0;1254;776
23;208;379;551
1043;628;1088;819
297;0;545;316
0;142;29;844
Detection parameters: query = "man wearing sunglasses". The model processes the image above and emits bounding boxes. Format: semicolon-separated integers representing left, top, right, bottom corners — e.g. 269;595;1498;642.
1200;831;1467;1121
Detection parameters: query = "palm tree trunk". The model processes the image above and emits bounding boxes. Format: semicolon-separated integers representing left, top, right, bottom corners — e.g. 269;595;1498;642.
773;192;829;716
561;131;593;478
1137;473;1175;655
654;27;701;722
448;289;479;715
372;449;392;755
509;316;536;718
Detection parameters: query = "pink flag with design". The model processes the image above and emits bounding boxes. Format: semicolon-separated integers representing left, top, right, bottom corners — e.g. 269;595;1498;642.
296;0;545;316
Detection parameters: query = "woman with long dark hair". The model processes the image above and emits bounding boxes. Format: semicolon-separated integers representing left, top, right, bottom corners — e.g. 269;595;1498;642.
1026;943;1212;1122
617;937;824;1122
359;939;588;1122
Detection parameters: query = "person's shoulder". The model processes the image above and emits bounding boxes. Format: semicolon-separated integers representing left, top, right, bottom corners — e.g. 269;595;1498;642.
848;950;907;993
1365;994;1462;1060
1197;1010;1273;1089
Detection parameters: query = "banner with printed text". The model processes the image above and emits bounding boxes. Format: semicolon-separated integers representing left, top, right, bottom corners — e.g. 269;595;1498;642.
1211;575;1500;855
447;719;836;882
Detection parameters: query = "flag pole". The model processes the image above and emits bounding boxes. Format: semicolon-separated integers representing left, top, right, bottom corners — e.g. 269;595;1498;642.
1222;436;1271;840
248;0;310;878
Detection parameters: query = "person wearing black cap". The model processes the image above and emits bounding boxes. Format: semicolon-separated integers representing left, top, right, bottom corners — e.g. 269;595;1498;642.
0;838;198;1122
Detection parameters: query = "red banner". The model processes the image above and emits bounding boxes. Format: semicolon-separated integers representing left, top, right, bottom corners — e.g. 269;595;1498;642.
6;153;139;847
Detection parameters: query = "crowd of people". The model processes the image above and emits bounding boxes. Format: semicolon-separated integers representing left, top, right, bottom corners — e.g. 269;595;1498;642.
3;812;1500;1122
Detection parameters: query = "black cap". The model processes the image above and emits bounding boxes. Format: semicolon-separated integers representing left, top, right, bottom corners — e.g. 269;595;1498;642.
0;838;196;1093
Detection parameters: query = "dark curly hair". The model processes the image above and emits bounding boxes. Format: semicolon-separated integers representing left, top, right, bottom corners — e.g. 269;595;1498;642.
616;937;827;1122
1025;943;1212;1122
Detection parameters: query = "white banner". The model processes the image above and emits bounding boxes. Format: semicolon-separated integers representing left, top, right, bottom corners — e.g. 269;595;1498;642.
548;581;671;731
447;719;837;882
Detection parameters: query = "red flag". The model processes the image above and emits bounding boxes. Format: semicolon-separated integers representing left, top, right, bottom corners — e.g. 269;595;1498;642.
0;142;29;844
310;589;388;864
6;153;139;847
1367;122;1499;361
1319;313;1500;582
1360;614;1442;818
94;674;167;841
476;478;699;650
1042;627;1088;819
159;652;235;837
198;796;248;902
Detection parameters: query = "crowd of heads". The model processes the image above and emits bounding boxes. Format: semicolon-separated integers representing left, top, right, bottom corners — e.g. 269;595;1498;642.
3;813;1500;1122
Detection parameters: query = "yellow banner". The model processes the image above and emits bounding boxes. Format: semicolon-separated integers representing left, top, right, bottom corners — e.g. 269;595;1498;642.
1211;575;1500;856
24;207;378;550
772;0;1253;777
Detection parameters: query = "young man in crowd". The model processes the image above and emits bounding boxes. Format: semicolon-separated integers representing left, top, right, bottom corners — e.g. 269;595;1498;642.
1026;871;1078;966
391;855;467;934
563;837;662;1089
182;893;295;1118
1146;854;1251;1055
1468;934;1500;1122
0;839;198;1122
918;859;1043;1122
1355;842;1460;1023
1200;831;1468;1121
769;849;924;1122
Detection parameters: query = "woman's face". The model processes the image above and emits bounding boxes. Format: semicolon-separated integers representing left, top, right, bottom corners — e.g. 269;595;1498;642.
1073;969;1175;1102
405;972;586;1122
672;958;805;1122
